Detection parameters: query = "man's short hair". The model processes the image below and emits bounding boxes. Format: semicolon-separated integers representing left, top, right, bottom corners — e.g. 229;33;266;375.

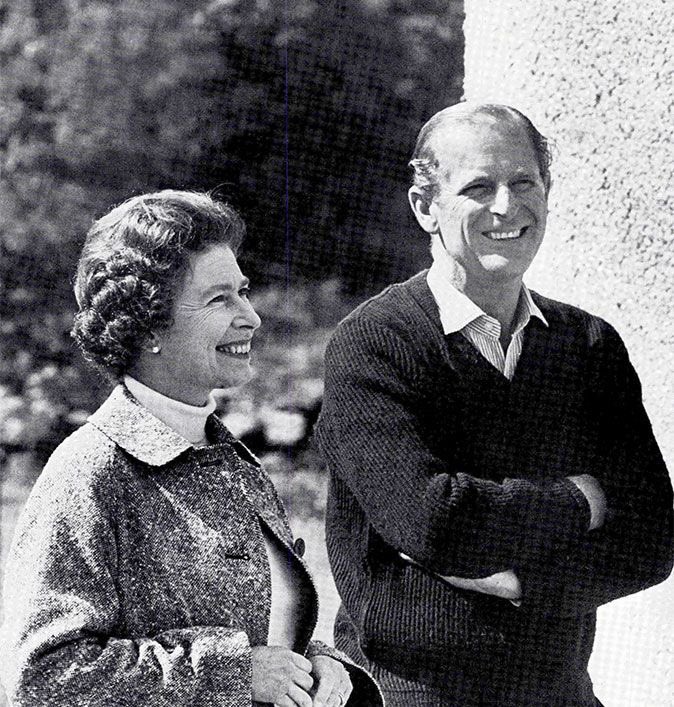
409;103;553;200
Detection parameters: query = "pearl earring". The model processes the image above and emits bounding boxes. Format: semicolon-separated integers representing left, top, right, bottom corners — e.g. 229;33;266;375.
151;345;161;354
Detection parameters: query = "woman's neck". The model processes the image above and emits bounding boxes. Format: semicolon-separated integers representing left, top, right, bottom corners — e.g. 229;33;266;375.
123;375;216;446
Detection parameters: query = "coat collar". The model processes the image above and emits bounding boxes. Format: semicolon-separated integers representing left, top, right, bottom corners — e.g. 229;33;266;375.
88;384;257;467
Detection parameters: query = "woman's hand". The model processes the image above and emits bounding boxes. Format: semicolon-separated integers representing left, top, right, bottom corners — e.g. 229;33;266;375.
309;655;353;707
251;645;314;706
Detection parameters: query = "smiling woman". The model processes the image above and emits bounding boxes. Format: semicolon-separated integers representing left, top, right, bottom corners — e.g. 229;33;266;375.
0;191;382;707
128;243;261;406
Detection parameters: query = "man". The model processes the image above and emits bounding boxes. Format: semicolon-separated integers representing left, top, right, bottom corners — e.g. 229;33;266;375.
316;103;674;706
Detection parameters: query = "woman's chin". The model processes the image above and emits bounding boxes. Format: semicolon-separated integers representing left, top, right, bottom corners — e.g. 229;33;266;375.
216;364;254;391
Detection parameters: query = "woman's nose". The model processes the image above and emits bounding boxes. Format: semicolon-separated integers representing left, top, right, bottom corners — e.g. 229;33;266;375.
240;298;261;331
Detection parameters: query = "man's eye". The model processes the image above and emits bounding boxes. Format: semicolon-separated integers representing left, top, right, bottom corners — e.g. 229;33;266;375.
209;294;226;304
461;183;490;197
512;178;535;192
239;287;251;299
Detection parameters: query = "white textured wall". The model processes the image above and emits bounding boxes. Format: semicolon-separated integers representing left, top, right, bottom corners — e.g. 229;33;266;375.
464;2;674;705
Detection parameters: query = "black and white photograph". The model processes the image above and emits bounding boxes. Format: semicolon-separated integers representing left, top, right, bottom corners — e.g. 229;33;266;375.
0;1;672;705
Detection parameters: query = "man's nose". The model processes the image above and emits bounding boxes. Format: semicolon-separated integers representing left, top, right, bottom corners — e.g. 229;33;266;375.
489;185;518;218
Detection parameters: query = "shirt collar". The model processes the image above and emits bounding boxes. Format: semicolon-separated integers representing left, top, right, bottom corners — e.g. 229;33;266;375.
518;283;548;331
427;247;548;335
87;384;246;467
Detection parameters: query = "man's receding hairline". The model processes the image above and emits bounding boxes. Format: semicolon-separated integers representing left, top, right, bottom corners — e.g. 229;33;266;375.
421;105;534;163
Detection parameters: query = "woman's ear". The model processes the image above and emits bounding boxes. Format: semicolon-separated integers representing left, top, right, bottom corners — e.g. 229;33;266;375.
408;186;438;234
142;332;162;355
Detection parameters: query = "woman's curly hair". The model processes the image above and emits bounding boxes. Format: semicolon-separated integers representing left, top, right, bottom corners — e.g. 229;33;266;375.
72;190;245;379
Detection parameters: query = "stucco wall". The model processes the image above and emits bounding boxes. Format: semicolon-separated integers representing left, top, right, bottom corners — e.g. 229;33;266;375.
463;2;674;705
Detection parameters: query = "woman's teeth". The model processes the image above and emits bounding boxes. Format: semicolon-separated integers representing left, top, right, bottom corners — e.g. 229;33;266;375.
217;342;251;354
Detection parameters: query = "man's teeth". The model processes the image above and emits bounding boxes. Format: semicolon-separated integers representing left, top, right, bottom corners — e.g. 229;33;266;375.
485;228;523;240
217;342;251;354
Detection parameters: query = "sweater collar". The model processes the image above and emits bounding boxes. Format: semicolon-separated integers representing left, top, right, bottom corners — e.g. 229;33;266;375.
88;384;249;467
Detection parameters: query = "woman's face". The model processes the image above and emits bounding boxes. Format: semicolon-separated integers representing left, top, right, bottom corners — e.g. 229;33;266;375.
150;244;261;405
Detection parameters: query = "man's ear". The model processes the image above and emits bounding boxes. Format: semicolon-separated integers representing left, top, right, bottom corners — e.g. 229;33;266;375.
408;186;438;234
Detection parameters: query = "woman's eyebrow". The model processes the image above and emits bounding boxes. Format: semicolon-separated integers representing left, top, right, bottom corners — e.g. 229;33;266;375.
201;277;249;297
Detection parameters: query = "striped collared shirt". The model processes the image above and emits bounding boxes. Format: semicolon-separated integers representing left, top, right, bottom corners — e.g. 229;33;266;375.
426;251;548;380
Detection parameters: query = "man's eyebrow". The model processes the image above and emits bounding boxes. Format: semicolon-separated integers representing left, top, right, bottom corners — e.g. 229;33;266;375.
457;168;536;185
457;173;492;187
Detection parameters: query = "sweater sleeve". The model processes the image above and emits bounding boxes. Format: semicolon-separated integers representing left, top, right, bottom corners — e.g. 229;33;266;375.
317;314;591;578
517;323;674;617
0;462;252;707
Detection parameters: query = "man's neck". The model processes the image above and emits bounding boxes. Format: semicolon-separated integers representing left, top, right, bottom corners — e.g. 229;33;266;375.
452;278;522;351
467;281;521;331
444;265;523;343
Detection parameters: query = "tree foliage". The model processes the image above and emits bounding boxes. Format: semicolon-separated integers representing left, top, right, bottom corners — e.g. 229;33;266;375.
0;0;463;452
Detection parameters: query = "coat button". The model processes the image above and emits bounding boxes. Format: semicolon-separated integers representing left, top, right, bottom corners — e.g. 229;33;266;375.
293;537;306;557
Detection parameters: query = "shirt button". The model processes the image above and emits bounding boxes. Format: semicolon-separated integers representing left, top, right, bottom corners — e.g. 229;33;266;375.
293;537;306;557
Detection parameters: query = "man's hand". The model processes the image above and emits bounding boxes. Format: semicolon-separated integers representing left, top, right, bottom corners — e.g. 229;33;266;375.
441;569;522;602
251;645;314;706
567;474;607;530
399;553;522;601
310;655;353;707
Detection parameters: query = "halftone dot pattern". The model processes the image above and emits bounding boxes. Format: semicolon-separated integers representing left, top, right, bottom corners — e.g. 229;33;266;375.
0;5;464;707
317;273;674;706
2;2;671;706
0;2;465;315
463;1;674;705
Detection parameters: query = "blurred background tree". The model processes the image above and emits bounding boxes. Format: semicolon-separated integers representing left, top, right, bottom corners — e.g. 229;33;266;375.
0;4;464;695
0;0;464;459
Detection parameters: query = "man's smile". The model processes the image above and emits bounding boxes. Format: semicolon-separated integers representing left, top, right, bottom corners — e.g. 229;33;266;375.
482;226;529;240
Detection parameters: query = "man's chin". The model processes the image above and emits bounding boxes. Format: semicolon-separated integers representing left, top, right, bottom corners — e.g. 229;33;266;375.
478;254;532;280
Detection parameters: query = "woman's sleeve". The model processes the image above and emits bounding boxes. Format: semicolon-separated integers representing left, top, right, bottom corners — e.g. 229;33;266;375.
305;641;385;707
0;457;253;707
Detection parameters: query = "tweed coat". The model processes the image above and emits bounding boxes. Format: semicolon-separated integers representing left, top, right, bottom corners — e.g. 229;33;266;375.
0;385;383;707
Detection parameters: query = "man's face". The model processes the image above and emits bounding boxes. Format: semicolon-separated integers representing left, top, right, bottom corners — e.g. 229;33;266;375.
421;119;548;287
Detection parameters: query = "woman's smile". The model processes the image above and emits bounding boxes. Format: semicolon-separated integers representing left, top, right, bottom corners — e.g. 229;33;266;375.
215;340;252;357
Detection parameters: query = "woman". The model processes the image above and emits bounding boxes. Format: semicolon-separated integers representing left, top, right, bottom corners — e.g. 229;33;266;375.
0;191;383;707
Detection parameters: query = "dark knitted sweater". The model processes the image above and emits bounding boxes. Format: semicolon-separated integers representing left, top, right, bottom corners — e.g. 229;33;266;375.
316;271;674;706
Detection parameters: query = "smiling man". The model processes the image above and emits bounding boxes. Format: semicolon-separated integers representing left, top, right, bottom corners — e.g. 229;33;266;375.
316;103;674;706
